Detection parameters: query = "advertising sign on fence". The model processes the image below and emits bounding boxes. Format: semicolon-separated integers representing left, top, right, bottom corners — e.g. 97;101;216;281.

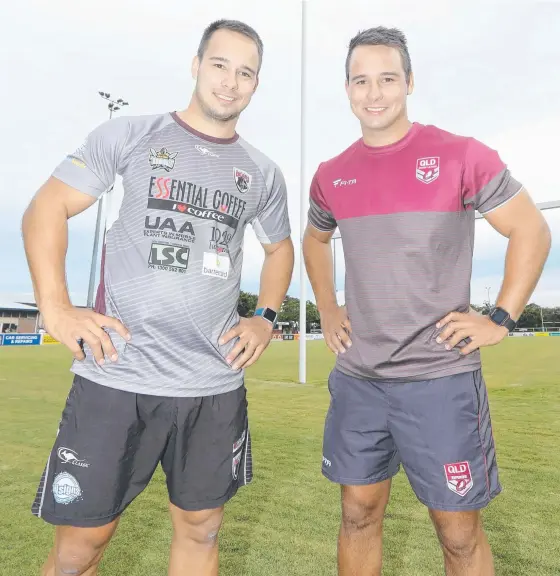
2;334;42;346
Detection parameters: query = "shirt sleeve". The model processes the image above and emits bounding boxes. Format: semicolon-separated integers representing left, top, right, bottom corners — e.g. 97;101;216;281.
52;116;131;198
462;137;523;214
308;166;337;231
251;164;292;244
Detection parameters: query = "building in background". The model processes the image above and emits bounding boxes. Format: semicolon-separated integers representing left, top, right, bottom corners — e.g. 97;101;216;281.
0;301;41;334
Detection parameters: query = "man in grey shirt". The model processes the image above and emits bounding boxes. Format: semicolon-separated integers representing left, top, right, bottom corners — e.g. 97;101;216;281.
22;19;294;576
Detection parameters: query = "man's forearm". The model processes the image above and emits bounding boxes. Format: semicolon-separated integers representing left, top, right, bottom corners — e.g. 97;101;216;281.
494;221;551;320
302;233;337;311
256;240;294;312
22;198;72;312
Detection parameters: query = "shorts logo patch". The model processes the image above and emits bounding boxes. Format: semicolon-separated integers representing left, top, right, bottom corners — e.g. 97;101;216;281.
232;451;243;480
53;472;82;505
233;430;246;453
416;156;440;184
233;167;252;194
57;447;90;468
444;461;473;497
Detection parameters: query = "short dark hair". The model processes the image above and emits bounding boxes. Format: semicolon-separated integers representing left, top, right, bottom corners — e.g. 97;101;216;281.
197;19;264;74
345;27;412;83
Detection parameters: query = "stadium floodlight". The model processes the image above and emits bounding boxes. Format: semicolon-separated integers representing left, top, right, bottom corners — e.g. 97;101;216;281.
87;92;130;309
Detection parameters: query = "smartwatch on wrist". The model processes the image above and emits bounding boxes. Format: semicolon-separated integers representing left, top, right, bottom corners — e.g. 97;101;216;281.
488;307;517;331
254;307;278;325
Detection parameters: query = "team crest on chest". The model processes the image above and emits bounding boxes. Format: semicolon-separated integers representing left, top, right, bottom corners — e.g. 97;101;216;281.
233;167;252;194
416;156;440;184
149;148;178;172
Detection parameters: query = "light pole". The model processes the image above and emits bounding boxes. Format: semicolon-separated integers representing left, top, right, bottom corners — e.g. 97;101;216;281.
485;286;491;307
86;92;129;309
332;231;341;291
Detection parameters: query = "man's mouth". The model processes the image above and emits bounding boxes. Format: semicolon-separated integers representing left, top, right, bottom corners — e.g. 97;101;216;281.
215;93;236;103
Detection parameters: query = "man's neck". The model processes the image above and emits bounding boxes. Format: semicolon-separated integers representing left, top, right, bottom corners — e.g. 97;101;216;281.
362;116;413;148
176;99;238;141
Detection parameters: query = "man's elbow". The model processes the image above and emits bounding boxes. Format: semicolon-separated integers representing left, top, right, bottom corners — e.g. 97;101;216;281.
512;213;552;253
21;198;36;235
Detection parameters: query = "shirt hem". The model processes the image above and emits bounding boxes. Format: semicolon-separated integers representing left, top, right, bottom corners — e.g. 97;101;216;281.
334;360;482;383
70;365;244;397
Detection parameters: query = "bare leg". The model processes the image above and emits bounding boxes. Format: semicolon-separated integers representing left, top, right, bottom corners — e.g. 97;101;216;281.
168;503;224;576
41;518;119;576
338;479;392;576
430;509;494;576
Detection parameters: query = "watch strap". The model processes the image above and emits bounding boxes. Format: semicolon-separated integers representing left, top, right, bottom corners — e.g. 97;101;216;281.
489;307;516;331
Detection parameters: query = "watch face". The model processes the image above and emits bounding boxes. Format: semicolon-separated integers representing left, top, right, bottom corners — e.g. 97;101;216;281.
491;308;509;325
263;308;277;323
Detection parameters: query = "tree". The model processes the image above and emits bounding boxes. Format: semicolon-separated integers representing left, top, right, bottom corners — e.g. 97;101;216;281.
470;301;560;330
237;291;258;318
306;300;320;330
277;295;300;324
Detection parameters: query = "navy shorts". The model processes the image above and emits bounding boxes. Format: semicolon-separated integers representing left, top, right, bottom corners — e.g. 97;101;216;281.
322;368;501;510
32;375;252;527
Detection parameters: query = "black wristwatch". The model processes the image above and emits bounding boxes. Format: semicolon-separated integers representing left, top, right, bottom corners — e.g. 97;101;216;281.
488;307;517;331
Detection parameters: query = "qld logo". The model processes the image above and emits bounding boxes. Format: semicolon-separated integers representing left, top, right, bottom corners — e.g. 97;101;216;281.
444;461;473;497
416;156;440;184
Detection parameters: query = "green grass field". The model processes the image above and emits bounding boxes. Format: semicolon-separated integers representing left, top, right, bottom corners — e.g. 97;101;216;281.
1;339;559;575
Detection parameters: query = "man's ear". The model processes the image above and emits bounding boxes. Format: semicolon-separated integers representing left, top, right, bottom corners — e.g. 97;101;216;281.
407;71;414;95
192;55;200;79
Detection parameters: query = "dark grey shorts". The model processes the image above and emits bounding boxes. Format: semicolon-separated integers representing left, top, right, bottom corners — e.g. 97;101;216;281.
322;368;501;510
32;375;252;527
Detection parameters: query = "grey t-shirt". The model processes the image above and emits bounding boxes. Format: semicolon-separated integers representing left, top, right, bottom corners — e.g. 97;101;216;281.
54;111;291;397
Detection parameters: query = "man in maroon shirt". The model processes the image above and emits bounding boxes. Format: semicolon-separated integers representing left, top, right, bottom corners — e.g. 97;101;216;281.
303;27;551;575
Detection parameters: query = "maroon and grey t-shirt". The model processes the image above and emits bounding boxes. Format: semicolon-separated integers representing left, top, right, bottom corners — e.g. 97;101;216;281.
53;112;290;397
308;122;522;381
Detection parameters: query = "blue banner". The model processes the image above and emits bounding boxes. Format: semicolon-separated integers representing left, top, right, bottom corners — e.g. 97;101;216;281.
550;332;560;337
2;333;42;346
0;334;3;346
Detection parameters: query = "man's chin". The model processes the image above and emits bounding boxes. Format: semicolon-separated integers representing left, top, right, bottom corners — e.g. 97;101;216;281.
361;116;396;132
201;104;240;123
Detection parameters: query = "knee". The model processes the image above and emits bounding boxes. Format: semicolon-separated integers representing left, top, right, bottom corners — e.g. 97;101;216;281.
341;494;385;533
436;520;480;560
172;507;224;547
55;543;102;575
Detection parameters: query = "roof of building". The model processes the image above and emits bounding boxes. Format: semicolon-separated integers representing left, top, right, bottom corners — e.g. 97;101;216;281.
0;301;39;312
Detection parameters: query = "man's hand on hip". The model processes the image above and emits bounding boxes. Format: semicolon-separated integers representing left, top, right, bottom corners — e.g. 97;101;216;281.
220;316;274;370
42;305;131;364
436;308;509;355
319;304;352;356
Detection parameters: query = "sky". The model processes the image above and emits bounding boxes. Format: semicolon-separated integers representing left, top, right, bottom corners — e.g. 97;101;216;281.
1;0;559;307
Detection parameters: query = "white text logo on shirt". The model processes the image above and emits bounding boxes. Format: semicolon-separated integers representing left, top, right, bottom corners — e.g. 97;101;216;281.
195;145;220;158
333;178;357;187
416;157;440;184
202;251;230;280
